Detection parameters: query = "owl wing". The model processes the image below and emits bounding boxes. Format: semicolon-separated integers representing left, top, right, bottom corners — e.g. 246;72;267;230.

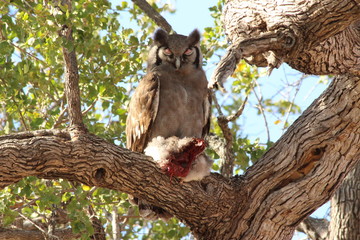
202;89;212;137
126;72;160;152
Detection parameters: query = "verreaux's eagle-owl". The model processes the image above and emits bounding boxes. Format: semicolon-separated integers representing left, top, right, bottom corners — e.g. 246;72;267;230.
126;29;212;220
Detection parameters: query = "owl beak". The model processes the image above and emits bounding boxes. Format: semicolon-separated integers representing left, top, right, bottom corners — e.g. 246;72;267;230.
175;57;181;70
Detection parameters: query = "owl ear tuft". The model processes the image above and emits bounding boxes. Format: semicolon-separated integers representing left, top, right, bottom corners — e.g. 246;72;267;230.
187;29;200;46
154;29;168;46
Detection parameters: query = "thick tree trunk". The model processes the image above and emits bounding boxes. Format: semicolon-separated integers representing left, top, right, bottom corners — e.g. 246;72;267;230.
329;163;360;240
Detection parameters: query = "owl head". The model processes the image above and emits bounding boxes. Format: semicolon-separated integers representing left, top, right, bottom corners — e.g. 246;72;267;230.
147;29;203;71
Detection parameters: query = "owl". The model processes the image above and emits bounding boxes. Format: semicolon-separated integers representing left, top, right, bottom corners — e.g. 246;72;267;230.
126;29;212;220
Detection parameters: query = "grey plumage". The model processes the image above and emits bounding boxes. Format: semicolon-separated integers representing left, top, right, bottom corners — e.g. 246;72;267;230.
126;29;211;220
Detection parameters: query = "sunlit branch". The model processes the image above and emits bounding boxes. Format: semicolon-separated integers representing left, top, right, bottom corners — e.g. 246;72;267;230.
211;90;249;177
57;0;86;131
18;212;50;238
131;0;173;33
296;216;329;240
227;95;249;122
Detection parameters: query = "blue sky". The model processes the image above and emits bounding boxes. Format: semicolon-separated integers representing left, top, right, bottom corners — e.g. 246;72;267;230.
162;0;215;35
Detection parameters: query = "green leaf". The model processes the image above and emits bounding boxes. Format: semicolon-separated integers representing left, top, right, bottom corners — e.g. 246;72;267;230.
34;4;43;12
22;12;29;21
23;64;29;73
2;209;18;226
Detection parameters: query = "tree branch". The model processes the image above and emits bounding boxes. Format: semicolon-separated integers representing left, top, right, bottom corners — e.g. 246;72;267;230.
209;30;294;89
253;79;271;143
329;157;360;239
296;217;329;240
1;74;360;239
211;91;249;177
0;227;78;240
58;0;86;131
211;91;235;177
131;0;173;33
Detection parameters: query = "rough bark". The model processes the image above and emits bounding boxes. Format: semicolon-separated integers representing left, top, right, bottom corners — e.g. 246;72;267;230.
224;0;360;73
58;0;86;131
0;228;77;240
329;162;360;240
211;92;248;178
217;1;360;239
210;0;360;88
296;217;329;240
1;74;360;239
61;26;85;130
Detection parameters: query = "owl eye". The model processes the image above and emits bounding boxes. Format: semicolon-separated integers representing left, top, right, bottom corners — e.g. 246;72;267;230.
183;48;193;56
163;48;173;56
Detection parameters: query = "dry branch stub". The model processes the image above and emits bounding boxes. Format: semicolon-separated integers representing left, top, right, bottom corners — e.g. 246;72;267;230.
220;0;360;78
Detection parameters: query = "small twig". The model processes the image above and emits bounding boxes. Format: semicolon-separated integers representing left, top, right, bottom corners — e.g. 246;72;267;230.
5;41;39;62
18;212;59;239
0;21;49;66
12;197;39;211
211;89;250;177
52;98;98;128
111;205;120;240
10;95;29;131
282;76;304;134
212;91;224;116
227;95;249;122
211;91;234;178
118;214;139;221
117;208;139;235
52;107;67;129
82;98;98;116
0;0;32;17
131;0;173;33
253;79;271;143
